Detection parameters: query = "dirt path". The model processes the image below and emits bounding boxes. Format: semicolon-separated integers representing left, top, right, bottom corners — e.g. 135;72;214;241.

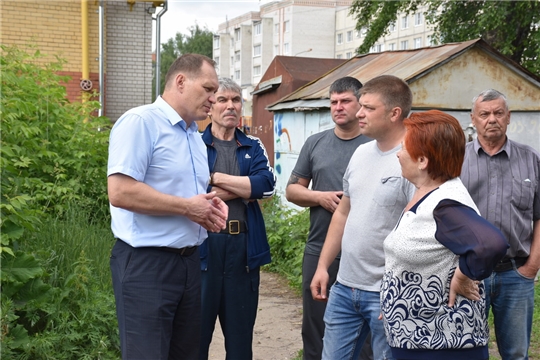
208;271;303;360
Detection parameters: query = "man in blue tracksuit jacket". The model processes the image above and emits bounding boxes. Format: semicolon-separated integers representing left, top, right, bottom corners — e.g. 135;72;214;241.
199;77;276;360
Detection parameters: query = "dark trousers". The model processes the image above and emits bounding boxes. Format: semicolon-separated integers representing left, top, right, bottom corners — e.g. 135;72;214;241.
302;252;373;360
199;232;260;360
110;239;201;360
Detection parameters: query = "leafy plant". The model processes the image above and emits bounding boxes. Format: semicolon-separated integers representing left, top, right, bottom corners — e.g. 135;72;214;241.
1;43;110;254
261;196;309;291
1;44;117;359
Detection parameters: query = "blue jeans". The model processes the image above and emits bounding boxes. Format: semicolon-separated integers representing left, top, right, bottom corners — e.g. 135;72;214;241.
485;263;535;360
322;282;393;360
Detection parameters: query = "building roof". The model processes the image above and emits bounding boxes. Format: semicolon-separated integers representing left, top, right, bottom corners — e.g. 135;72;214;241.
267;39;540;111
252;55;346;95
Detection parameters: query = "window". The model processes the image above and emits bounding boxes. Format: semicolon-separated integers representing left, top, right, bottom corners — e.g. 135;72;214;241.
388;42;396;51
371;44;383;52
214;56;219;65
235;28;241;41
401;16;408;29
235;70;240;80
274;45;279;56
230;56;234;64
414;37;422;49
347;30;353;42
355;29;361;38
414;13;422;26
213;36;220;49
253;65;261;76
389;22;396;32
427;35;436;46
254;22;261;35
400;40;408;50
235;51;240;62
284;43;290;54
275;23;279;34
337;33;343;44
362;27;367;35
284;20;290;32
336;54;342;59
253;44;261;57
346;52;352;59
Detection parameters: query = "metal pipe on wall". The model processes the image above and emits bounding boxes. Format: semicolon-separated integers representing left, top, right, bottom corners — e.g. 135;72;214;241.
98;0;104;116
155;1;168;97
81;0;89;89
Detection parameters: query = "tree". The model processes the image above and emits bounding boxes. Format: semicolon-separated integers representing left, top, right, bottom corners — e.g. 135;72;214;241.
156;24;213;95
349;0;540;74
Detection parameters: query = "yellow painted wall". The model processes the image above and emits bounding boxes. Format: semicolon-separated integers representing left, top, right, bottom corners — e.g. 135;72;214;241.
0;0;101;74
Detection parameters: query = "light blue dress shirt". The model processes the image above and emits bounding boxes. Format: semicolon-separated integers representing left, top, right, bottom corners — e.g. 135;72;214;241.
107;96;209;248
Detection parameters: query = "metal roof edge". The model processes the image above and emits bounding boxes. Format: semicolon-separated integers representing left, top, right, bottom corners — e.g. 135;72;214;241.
266;99;329;111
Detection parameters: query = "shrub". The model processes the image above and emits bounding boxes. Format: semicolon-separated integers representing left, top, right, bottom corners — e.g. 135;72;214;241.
262;196;309;291
1;44;110;254
1;44;116;358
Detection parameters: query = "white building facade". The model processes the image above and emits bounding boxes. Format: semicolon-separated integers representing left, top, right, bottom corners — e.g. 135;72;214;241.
213;0;435;115
335;5;435;59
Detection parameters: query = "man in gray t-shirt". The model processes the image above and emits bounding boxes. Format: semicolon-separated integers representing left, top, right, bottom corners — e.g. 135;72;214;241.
286;77;372;360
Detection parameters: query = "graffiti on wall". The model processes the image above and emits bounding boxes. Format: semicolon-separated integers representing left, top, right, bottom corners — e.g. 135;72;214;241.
274;113;292;175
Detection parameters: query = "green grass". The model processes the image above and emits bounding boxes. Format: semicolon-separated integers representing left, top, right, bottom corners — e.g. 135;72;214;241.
19;204;113;290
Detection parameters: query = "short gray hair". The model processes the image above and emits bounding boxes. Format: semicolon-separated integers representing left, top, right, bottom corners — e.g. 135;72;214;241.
218;77;242;96
472;89;509;113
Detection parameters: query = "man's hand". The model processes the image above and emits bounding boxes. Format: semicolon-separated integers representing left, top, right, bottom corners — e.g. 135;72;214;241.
186;192;228;233
449;266;480;307
310;268;330;302
517;263;539;279
318;191;343;213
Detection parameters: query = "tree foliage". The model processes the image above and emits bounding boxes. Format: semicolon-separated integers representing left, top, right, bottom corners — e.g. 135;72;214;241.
349;0;540;74
157;24;213;94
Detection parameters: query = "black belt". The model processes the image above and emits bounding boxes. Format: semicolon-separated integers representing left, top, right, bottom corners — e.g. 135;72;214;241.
220;220;247;234
493;257;528;272
147;246;197;256
118;239;198;257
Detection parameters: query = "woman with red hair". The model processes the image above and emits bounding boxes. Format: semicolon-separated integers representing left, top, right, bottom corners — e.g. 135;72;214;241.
380;110;508;360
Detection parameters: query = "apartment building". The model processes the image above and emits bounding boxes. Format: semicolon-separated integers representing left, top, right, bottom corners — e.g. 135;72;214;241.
213;0;351;115
335;5;435;58
213;1;436;116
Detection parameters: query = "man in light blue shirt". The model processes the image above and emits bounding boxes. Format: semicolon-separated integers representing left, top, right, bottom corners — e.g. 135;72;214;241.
107;53;228;360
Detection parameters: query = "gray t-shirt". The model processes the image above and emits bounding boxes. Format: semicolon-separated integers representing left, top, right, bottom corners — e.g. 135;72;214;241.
212;136;246;222
338;141;415;292
291;129;372;255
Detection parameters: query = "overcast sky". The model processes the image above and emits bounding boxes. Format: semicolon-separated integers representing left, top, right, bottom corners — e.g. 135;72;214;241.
154;0;273;50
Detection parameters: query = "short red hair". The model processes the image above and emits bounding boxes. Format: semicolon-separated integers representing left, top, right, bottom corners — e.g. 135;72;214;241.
403;110;465;182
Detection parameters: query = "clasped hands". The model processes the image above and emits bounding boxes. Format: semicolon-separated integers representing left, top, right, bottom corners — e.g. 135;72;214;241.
188;191;229;233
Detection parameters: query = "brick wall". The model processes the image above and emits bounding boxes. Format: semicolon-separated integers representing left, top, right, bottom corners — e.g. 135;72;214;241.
58;71;102;105
105;0;153;122
1;0;153;121
0;0;100;73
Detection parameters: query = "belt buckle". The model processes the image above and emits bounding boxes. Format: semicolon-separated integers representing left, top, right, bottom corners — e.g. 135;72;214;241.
228;220;240;235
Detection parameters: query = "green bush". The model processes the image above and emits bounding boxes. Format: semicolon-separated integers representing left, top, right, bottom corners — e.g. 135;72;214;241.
262;196;309;292
1;44;116;358
1;44;110;253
